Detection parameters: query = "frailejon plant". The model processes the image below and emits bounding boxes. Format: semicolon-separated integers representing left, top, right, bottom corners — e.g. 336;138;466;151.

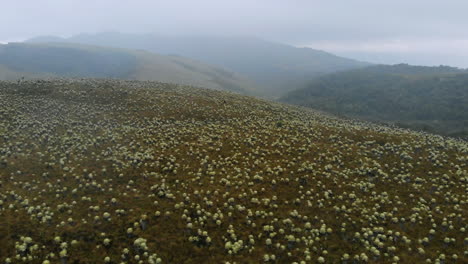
0;79;466;263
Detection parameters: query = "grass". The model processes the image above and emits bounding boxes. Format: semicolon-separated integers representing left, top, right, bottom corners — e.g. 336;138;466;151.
0;79;466;263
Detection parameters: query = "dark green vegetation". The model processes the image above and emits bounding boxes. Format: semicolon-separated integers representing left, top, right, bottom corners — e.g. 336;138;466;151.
27;33;369;97
0;43;257;94
0;79;467;263
281;64;468;138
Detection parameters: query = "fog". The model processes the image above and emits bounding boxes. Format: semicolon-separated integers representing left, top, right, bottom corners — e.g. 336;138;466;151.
1;0;468;67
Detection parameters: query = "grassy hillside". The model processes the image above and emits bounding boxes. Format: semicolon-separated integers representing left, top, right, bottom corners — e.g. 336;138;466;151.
0;43;257;94
27;33;370;97
0;65;57;80
281;64;468;138
0;79;466;263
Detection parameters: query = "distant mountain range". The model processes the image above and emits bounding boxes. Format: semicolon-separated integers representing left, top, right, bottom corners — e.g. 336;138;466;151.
26;32;370;97
281;64;468;138
5;34;467;138
0;42;257;94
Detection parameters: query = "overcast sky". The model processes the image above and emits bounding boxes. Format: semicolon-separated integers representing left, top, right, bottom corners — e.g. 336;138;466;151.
1;0;468;67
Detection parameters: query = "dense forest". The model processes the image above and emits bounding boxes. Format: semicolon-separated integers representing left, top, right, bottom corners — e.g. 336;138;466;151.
281;64;468;138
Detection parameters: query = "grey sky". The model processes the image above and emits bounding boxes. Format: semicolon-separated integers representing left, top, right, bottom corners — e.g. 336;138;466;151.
1;0;468;67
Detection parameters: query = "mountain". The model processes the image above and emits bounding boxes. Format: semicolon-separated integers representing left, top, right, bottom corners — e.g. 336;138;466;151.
280;64;468;138
1;78;466;263
0;42;257;94
26;32;370;97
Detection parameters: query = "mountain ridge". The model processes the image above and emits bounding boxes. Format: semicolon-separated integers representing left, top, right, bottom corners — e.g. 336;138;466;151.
280;64;468;138
26;32;370;97
0;42;258;94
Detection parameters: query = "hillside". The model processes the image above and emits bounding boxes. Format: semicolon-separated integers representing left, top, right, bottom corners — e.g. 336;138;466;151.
0;43;257;94
27;33;370;97
281;64;468;138
0;79;466;263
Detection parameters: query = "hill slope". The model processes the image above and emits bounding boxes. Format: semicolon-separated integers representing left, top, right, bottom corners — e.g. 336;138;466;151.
27;33;370;97
281;64;468;138
0;42;257;94
0;79;466;263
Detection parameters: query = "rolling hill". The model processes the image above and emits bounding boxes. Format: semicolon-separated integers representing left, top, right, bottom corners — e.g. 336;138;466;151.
0;42;257;94
26;33;370;97
281;64;468;138
0;79;466;263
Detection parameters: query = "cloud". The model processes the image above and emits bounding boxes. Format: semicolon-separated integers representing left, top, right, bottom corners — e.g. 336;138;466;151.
301;38;468;67
1;0;467;66
302;39;468;54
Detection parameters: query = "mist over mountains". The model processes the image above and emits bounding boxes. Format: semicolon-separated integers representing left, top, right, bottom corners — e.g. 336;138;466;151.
1;1;468;263
27;32;370;97
0;32;466;138
0;42;257;94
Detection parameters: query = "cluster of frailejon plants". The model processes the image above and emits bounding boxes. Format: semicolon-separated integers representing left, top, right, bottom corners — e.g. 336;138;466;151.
0;79;466;263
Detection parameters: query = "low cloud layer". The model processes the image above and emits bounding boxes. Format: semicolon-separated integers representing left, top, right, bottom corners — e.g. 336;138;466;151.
302;38;468;67
1;0;467;67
